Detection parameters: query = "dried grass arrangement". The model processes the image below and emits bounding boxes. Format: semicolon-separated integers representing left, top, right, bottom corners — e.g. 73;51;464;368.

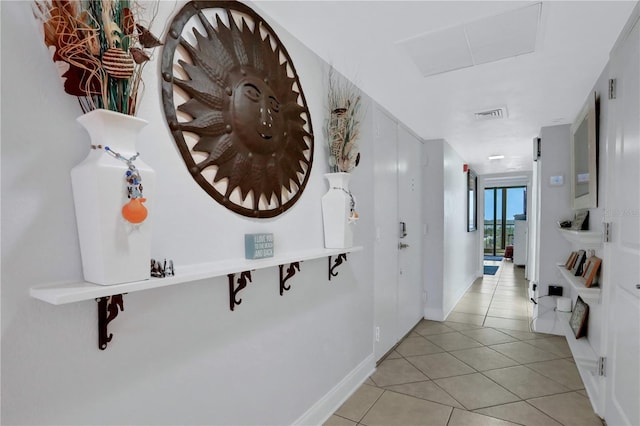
32;0;161;115
327;68;363;173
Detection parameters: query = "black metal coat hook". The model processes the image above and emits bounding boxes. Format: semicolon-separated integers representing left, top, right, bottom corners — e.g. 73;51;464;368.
328;253;348;281
96;294;125;350
279;262;301;295
228;270;252;311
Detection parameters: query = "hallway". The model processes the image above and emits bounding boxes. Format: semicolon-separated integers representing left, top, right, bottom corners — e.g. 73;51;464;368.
326;261;602;425
448;260;533;331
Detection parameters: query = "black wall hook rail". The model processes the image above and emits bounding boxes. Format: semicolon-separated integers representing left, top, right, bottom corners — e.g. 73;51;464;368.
328;253;348;281
279;262;301;295
96;294;125;350
228;270;252;311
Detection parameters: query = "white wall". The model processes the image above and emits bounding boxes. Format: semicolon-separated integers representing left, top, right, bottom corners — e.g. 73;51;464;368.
442;143;480;315
535;62;613;337
536;66;612;339
1;2;376;424
422;140;445;319
422;140;479;320
534;124;573;333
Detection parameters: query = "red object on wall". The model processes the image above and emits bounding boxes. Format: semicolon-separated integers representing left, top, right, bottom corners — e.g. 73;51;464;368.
463;164;468;172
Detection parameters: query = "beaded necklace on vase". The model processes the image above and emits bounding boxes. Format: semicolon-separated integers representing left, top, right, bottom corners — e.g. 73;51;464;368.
333;187;359;223
104;146;148;224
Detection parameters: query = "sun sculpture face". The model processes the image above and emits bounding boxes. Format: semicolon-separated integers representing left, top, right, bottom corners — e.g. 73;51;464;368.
161;1;313;218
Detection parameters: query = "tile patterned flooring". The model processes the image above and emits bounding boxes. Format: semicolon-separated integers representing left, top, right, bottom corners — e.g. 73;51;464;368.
326;261;603;426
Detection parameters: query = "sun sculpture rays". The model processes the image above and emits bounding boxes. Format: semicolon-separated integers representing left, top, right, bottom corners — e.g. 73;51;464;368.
161;1;314;218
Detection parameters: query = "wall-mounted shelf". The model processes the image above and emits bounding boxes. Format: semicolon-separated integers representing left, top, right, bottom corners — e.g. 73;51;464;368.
32;246;362;350
555;264;601;304
557;311;600;374
558;229;602;247
31;246;363;306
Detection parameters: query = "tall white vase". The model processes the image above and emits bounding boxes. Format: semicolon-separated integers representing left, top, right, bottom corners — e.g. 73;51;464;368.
321;172;354;249
71;109;155;285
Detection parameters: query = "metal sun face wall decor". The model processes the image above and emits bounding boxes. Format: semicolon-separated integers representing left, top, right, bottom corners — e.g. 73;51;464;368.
161;1;314;218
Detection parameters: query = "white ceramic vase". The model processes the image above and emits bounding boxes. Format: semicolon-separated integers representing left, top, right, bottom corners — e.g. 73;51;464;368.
321;172;354;249
71;109;155;285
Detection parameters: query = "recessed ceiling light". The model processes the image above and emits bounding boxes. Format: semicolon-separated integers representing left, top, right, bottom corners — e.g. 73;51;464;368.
488;155;505;160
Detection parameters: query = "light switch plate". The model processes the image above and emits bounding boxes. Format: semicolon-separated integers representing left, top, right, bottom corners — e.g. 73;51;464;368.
549;175;564;186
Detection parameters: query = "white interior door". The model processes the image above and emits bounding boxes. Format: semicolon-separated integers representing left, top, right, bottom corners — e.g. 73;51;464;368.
373;107;399;361
604;9;640;426
397;126;424;337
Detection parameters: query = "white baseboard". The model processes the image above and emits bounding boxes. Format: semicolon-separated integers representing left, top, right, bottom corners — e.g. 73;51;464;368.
293;354;375;426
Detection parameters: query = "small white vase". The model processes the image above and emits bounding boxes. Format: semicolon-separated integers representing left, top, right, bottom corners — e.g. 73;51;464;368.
71;109;156;285
321;172;354;249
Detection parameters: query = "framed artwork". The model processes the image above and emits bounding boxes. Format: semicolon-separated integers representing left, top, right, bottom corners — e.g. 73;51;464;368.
571;250;586;276
565;251;578;269
569;296;589;338
467;169;477;232
581;256;602;288
571;209;589;230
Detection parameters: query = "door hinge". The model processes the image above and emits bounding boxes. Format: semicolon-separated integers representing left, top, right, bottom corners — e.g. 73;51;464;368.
604;222;612;242
598;356;606;377
609;79;617;99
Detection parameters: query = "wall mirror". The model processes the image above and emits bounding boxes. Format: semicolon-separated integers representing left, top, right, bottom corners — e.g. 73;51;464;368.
570;92;598;210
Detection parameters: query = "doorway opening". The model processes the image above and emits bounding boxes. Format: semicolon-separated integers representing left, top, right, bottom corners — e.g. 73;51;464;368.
484;186;527;257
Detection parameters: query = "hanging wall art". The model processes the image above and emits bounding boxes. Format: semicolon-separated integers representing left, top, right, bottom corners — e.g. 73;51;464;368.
161;1;314;218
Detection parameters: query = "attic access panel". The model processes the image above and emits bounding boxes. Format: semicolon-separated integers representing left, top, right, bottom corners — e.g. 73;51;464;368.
161;1;314;218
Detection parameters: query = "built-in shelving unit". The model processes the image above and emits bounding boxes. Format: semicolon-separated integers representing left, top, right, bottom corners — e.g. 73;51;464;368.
558;228;602;247
31;246;363;305
552;227;604;415
555;264;601;304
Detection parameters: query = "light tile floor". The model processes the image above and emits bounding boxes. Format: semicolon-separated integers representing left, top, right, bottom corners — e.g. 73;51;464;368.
449;260;533;331
326;260;603;426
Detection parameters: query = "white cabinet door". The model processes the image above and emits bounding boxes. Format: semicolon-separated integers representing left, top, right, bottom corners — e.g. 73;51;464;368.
397;126;424;339
373;108;424;361
373;107;399;361
604;8;640;426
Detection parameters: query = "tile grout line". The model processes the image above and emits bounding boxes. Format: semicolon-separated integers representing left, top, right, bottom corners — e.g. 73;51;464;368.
482;260;503;326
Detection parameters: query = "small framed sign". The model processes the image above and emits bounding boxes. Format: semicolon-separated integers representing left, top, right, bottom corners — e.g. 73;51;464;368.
569;296;589;338
571;209;589;230
245;233;274;259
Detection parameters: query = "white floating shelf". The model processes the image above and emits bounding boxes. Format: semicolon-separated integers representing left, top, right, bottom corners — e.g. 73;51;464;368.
558;229;602;247
555;264;601;304
557;311;599;373
31;246;363;305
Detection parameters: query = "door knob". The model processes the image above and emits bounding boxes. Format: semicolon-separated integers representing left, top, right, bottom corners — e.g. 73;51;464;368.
636;284;640;290
398;242;410;249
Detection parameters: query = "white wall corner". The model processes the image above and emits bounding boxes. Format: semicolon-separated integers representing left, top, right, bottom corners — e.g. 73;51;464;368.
424;308;445;321
293;354;375;426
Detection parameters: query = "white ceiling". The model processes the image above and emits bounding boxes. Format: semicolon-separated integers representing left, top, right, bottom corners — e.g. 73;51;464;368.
252;1;636;175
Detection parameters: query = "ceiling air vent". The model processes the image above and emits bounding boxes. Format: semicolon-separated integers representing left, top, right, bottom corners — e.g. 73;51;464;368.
475;107;507;121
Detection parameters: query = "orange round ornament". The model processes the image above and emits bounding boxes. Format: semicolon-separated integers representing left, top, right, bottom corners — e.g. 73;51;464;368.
122;197;148;223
